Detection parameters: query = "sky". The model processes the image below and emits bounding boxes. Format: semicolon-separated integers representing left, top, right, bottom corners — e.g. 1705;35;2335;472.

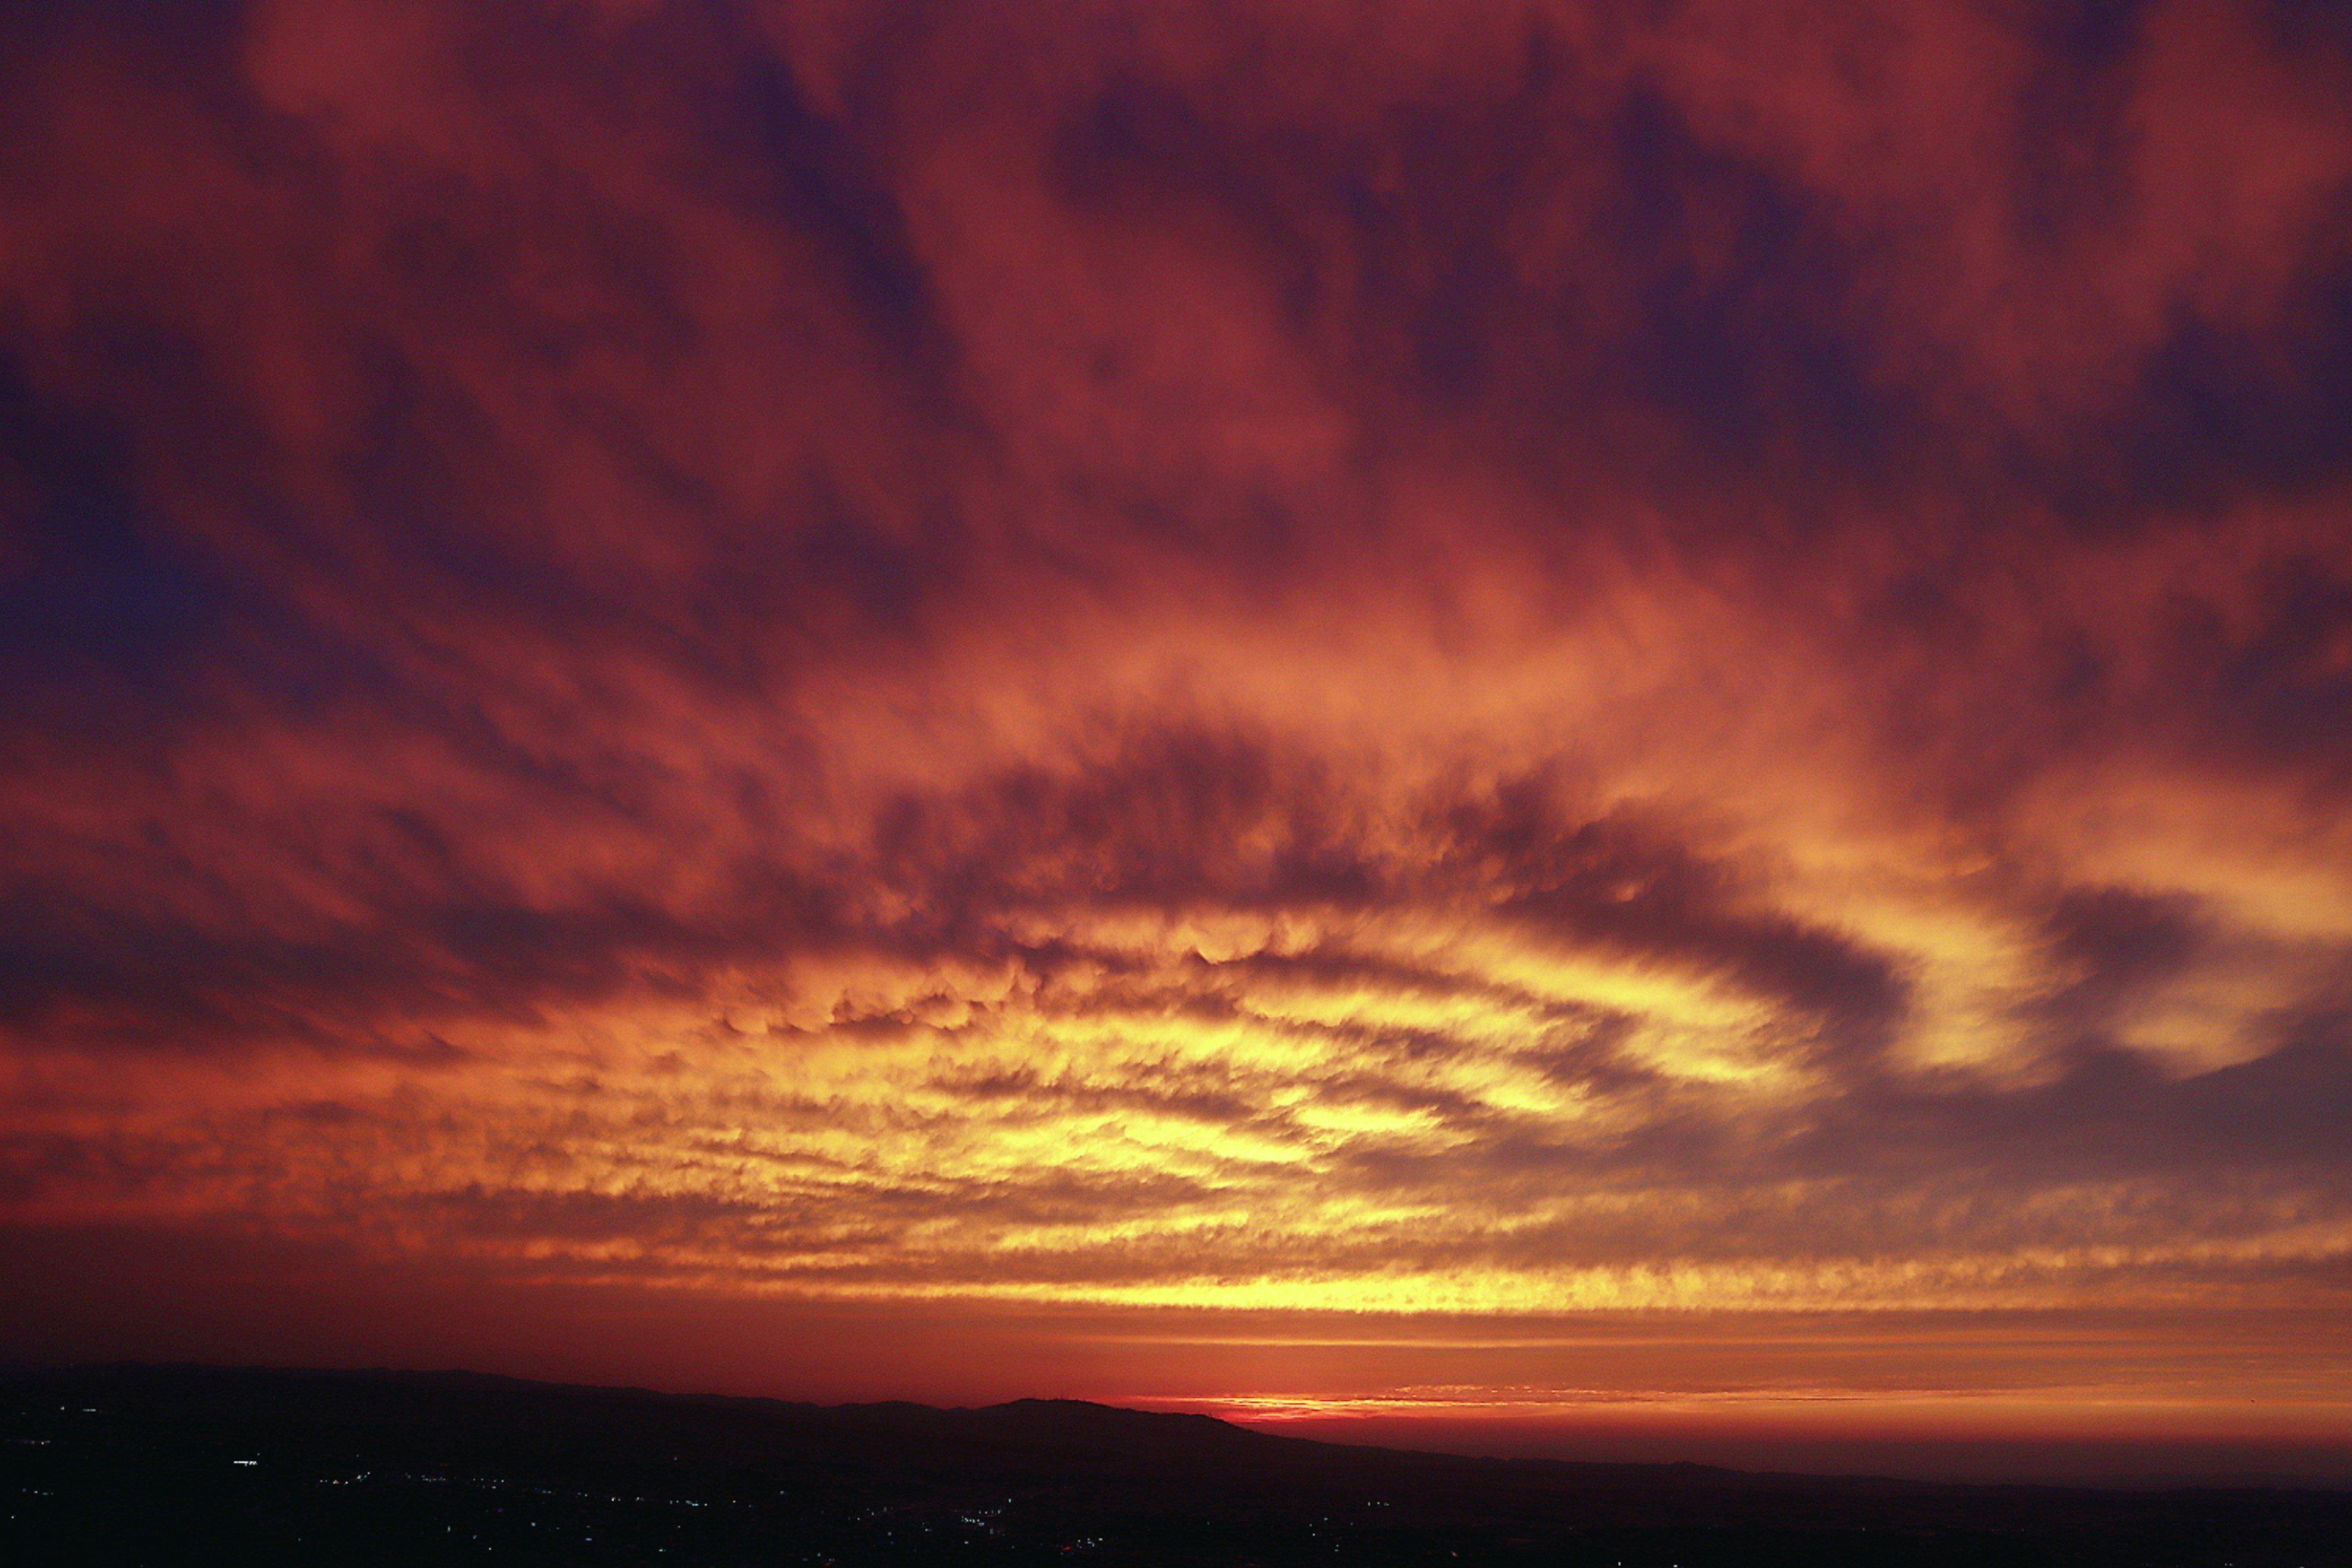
3;0;2351;1483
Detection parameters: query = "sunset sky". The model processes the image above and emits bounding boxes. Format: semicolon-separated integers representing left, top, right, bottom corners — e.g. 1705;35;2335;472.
4;0;2351;1482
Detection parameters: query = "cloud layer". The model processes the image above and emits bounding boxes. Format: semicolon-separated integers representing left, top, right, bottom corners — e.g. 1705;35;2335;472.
3;0;2351;1400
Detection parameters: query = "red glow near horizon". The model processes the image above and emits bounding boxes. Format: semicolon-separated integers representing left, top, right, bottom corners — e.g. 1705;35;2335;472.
3;0;2351;1482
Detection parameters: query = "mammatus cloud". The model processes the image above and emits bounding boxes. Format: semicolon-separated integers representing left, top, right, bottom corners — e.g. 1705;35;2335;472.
2;0;2350;1408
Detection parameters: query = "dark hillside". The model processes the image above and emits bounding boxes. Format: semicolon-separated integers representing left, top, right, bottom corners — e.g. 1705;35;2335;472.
4;1365;2347;1566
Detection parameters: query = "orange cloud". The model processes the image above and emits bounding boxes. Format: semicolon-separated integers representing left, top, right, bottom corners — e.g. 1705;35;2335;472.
2;0;2349;1460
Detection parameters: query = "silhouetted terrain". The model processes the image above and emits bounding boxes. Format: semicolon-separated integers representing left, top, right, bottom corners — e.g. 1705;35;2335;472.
4;1365;2347;1566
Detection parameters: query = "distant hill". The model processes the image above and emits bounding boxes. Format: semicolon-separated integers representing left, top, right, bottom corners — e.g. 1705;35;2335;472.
6;1364;2348;1566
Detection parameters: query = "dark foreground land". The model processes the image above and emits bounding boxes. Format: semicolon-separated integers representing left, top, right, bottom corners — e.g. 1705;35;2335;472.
4;1366;2348;1567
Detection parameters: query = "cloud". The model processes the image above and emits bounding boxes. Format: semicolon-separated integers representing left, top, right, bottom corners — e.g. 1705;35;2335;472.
1;0;2349;1355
